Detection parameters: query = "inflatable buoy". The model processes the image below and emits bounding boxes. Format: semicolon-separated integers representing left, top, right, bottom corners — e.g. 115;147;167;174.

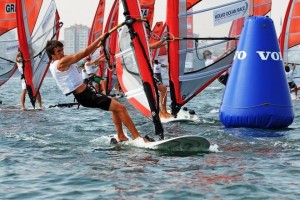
219;16;294;129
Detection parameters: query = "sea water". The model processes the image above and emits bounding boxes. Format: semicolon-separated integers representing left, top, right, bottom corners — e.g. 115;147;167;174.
1;76;300;199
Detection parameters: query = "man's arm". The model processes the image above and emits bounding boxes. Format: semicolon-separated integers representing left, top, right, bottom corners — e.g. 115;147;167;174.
89;54;106;66
58;33;107;71
213;48;231;62
149;40;167;49
292;63;296;72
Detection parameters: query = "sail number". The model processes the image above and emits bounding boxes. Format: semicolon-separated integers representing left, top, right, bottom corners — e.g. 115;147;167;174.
141;9;149;17
5;4;16;13
234;51;282;61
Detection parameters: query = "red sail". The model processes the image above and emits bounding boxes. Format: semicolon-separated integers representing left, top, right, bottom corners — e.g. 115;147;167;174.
139;0;156;28
187;0;202;10
88;0;106;45
16;0;61;106
0;0;18;87
88;0;106;79
103;0;119;93
116;0;163;137
251;0;272;16
0;0;17;35
279;0;300;52
16;0;43;100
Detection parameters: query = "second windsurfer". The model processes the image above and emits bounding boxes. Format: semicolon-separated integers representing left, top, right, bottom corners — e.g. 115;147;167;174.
16;50;43;110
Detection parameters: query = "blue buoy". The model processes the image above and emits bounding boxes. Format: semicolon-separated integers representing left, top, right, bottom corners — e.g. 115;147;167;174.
219;16;294;129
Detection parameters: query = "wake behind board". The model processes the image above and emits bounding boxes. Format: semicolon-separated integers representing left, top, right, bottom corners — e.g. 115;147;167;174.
115;135;210;152
160;107;199;123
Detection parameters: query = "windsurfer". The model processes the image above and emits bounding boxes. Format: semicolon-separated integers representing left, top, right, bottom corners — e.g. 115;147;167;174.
203;49;231;67
46;33;145;142
150;40;172;118
16;50;42;110
79;63;89;85
285;63;298;97
204;49;231;86
84;55;105;93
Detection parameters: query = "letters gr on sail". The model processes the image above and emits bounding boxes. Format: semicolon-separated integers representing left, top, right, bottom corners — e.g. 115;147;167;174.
115;0;164;138
16;0;61;106
279;0;300;88
0;0;18;87
166;0;243;115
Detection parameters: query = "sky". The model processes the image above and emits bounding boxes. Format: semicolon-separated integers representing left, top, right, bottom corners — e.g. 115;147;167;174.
55;0;289;40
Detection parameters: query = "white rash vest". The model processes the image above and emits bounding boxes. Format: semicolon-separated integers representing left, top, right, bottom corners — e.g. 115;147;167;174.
153;63;162;73
49;60;83;95
85;62;98;75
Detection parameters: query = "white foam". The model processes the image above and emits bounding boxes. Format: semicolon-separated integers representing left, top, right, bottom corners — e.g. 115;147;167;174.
209;109;219;114
208;144;221;152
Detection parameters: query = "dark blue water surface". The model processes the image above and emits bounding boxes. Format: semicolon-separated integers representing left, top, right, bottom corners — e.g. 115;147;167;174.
1;77;300;199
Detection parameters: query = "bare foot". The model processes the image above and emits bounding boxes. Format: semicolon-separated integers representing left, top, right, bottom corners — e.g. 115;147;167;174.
21;107;25;111
159;112;173;119
117;136;129;142
133;136;149;143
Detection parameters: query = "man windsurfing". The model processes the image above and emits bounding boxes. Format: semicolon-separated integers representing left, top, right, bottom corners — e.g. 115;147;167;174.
46;33;146;143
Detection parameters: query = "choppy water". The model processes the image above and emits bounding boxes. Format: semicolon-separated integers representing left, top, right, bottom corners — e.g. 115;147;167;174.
1;76;300;199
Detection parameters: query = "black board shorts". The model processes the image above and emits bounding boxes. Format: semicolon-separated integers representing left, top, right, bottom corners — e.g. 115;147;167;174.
74;87;112;111
154;73;163;85
288;82;297;89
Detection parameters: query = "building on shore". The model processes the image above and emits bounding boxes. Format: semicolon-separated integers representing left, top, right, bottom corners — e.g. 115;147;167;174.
64;24;90;55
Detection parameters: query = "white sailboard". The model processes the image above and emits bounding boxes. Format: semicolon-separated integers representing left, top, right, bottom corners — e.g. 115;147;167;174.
112;135;210;152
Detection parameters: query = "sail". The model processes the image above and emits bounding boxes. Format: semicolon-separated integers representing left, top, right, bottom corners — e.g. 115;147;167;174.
103;0;119;94
187;0;202;10
88;0;106;45
116;0;163;137
88;0;106;80
16;0;61;106
279;0;300;88
139;0;156;28
0;0;18;86
249;0;272;16
166;0;243;115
